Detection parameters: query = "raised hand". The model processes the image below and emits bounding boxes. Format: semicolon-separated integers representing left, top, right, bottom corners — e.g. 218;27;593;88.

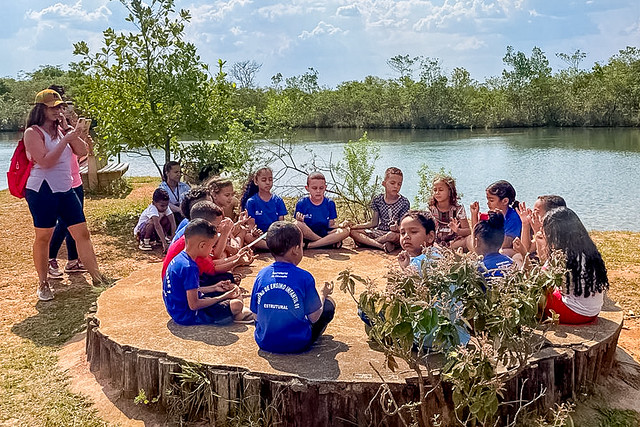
295;212;305;222
449;218;460;233
322;281;334;298
397;250;410;268
516;202;532;225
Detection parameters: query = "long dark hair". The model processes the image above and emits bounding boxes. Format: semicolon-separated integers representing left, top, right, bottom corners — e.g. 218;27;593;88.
543;207;609;297
26;104;48;129
240;167;271;210
474;211;505;251
486;180;518;209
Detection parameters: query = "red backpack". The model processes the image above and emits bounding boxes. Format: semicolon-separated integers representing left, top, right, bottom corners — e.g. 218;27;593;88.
7;127;43;198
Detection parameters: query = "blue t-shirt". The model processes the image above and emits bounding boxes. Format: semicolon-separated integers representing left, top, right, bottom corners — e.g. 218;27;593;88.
504;207;522;239
481;252;514;278
163;250;200;325
295;196;337;237
246;194;288;233
172;218;189;243
250;261;322;354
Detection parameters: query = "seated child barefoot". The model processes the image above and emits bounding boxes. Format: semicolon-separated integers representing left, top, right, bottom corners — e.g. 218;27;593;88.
163;201;256;285
294;172;350;249
163;218;253;325
173;186;213;243
250;222;336;354
350;167;410;252
539;207;608;325
134;188;176;252
468;180;521;257
428;175;470;250
242;167;288;251
397;211;439;272
472;211;514;279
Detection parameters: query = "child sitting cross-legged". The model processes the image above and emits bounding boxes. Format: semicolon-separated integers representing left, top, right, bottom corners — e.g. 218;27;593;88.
163;218;253;325
250;222;336;354
162;201;255;287
134;188;177;252
294;172;350;249
349;167;410;253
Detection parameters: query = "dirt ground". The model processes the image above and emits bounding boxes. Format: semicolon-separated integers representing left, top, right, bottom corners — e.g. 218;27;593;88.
1;180;640;426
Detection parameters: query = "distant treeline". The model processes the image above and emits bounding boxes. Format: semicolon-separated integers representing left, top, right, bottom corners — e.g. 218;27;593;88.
1;46;639;132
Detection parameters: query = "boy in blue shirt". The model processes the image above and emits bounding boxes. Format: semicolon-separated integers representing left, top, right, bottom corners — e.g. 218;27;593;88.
294;172;350;249
250;221;336;353
163;218;253;325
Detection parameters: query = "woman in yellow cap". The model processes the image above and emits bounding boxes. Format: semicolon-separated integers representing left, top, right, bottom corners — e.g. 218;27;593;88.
23;89;110;301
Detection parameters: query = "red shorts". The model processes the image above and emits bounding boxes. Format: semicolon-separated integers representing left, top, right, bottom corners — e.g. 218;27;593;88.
544;289;598;325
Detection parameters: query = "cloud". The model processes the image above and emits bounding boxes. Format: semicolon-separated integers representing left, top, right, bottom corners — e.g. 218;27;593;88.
336;4;360;17
190;0;253;23
299;21;345;39
453;36;487;51
27;1;111;23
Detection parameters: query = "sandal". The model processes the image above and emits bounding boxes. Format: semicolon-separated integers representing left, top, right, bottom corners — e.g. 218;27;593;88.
383;241;395;254
332;241;343;249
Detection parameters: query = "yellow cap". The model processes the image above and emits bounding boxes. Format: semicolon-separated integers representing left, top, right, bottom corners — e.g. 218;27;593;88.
35;89;65;107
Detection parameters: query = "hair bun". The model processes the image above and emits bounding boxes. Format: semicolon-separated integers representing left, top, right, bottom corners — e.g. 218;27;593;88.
487;211;505;229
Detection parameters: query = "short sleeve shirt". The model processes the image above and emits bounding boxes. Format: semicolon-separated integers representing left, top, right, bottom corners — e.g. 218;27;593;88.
172;218;189;243
250;262;322;354
295;196;337;237
371;194;410;231
159;181;190;206
246;194;288;233
480;252;514;278
134;203;173;235
163;251;200;325
504;207;522;239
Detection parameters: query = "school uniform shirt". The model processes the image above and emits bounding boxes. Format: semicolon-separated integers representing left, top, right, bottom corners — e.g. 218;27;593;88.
246;194;288;233
504;207;522;239
480;252;514;278
371;194;410;231
133;203;173;236
250;262;322;354
172;218;189;243
295;196;337;237
163;251;200;325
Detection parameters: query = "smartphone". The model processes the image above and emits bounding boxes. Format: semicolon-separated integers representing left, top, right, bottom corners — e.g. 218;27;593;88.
77;117;91;133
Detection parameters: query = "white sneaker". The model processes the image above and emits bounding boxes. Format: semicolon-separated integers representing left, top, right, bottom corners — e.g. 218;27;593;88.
37;282;54;301
138;240;153;251
48;259;63;278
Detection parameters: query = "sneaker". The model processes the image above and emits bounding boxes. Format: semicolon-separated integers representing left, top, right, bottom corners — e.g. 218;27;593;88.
37;281;55;301
64;259;88;274
139;240;153;251
48;259;63;278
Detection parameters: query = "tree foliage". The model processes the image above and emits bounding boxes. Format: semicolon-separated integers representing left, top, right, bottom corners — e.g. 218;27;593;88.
71;0;229;176
339;250;567;426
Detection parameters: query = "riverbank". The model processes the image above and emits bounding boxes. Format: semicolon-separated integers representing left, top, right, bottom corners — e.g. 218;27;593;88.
1;177;639;425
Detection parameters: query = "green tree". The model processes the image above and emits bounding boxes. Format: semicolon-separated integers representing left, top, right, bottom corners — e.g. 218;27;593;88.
72;0;225;176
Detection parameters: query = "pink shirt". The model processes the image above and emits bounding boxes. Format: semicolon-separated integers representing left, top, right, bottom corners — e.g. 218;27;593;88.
70;153;82;188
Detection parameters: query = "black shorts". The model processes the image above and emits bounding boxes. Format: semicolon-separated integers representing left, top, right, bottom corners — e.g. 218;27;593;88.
195;300;233;325
25;181;86;229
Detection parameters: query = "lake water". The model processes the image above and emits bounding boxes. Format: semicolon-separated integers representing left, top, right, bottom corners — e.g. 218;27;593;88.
2;128;639;231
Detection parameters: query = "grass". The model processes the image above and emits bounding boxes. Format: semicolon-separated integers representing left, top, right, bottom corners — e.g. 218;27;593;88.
0;177;639;425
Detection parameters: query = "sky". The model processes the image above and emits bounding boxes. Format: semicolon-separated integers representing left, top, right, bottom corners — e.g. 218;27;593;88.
0;0;638;88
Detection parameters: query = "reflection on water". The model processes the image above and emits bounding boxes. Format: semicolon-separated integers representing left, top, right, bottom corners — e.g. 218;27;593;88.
1;128;639;231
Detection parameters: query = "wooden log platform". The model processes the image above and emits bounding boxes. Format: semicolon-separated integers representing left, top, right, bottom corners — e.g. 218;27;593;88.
85;249;623;426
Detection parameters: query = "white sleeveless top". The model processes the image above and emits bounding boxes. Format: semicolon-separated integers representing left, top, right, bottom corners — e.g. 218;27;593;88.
26;125;73;193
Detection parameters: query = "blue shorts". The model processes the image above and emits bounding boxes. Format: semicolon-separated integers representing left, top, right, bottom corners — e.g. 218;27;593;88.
195;300;233;325
25;181;86;229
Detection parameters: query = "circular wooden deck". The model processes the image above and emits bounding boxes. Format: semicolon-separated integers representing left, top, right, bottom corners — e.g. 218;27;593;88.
86;248;623;426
